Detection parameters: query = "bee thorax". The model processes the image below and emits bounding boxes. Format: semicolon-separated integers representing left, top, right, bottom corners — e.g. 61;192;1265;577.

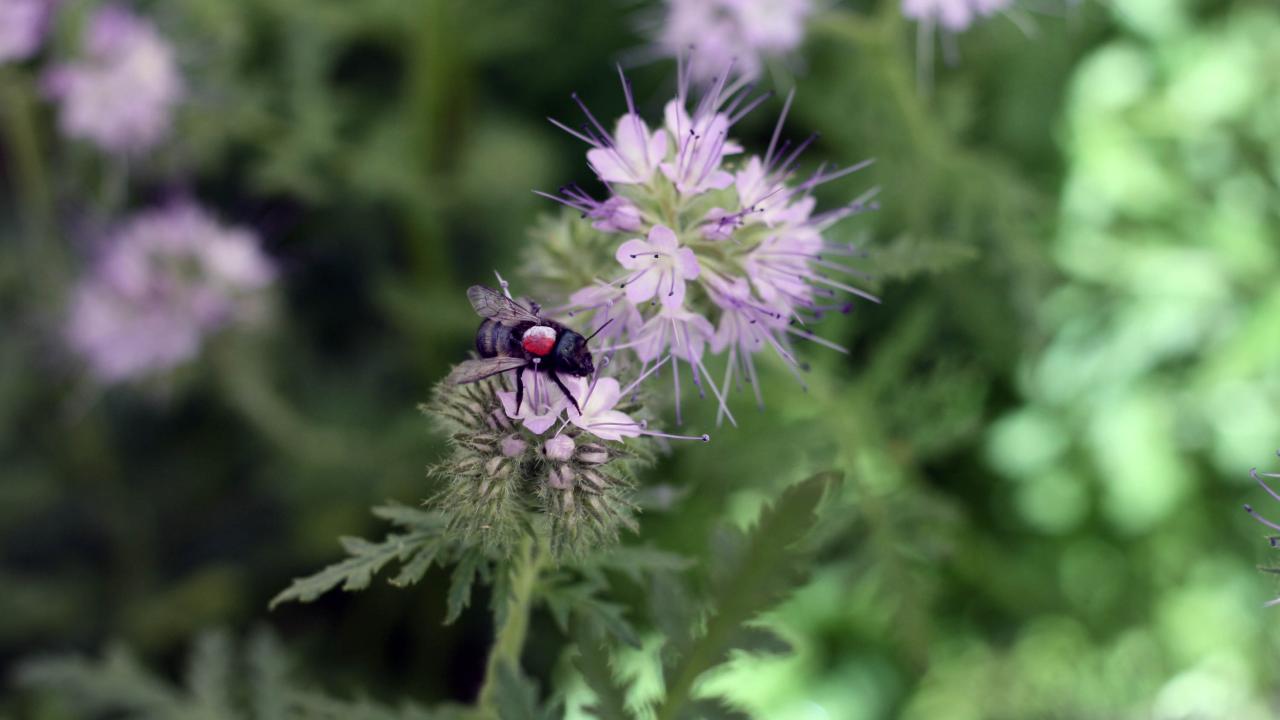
521;325;557;356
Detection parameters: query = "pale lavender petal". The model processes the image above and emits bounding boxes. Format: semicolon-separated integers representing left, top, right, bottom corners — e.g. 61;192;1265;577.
588;147;639;185
648;225;679;251
523;412;560;435
624;266;661;304
675;247;701;280
616;238;654;270
661;274;686;308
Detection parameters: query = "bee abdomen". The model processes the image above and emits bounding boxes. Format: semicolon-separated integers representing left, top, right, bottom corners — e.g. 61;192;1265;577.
476;319;515;358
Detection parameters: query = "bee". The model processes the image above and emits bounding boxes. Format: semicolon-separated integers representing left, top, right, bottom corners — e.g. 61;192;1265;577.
446;285;607;413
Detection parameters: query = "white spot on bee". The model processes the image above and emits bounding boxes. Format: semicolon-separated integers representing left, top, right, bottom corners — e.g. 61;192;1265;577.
522;325;557;343
522;325;557;356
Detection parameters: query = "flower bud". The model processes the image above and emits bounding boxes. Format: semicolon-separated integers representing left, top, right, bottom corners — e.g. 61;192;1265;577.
545;435;575;461
500;435;528;457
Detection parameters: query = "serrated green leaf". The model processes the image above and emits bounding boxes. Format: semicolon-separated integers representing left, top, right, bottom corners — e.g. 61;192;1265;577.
647;571;696;661
21;628;470;720
578;597;640;650
248;630;292;720
865;233;979;281
270;503;454;608
270;536;404;608
492;661;541;720
390;543;441;588
540;576;640;649
372;503;447;530
728;625;792;657
572;617;633;720
588;546;695;585
17;645;187;716
445;551;485;625
677;698;751;720
654;471;837;720
187;630;239;719
287;691;447;720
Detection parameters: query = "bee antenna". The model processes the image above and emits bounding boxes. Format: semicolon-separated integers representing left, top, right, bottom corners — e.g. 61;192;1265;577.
584;318;615;343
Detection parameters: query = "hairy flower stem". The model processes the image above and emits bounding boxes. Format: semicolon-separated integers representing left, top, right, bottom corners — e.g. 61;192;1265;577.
477;535;545;714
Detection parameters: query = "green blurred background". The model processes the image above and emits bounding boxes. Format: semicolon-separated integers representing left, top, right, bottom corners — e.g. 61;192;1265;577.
3;0;1280;717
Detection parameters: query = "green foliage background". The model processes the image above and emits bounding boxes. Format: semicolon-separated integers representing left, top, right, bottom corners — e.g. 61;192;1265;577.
2;0;1279;717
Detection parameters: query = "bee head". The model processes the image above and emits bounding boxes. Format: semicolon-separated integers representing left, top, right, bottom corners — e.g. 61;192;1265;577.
554;331;594;377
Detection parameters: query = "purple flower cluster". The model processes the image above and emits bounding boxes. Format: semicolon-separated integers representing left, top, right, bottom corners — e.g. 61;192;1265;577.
67;204;274;383
44;4;182;154
658;0;812;85
901;0;1012;32
545;65;879;424
0;0;56;63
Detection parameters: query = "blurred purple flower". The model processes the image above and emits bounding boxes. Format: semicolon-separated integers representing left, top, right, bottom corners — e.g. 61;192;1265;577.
44;4;182;154
902;0;1012;32
658;0;812;84
67;204;274;383
544;65;879;424
0;0;56;63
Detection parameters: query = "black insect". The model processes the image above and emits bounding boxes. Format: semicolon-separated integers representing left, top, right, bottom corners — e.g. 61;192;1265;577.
446;285;605;413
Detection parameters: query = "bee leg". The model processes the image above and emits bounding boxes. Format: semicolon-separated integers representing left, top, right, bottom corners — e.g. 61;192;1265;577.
551;373;582;414
515;368;526;414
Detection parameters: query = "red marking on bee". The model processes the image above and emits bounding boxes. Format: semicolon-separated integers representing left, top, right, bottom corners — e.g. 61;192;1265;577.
522;326;556;356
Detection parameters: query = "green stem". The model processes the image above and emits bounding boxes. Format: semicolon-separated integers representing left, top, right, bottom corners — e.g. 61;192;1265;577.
0;68;62;294
477;535;545;716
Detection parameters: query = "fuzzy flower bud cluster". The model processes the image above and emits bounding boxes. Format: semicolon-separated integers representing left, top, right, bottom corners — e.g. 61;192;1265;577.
427;363;698;558
539;64;879;424
44;4;182;154
657;0;813;85
66;204;275;383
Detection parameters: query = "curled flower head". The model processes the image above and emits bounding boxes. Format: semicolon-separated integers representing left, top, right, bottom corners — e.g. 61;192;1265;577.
430;334;710;557
66;204;274;383
539;64;880;425
657;0;813;85
44;4;182;154
0;0;56;63
902;0;1012;32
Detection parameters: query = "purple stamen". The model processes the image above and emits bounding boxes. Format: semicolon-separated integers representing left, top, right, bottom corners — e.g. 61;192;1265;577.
1246;504;1280;532
765;88;795;167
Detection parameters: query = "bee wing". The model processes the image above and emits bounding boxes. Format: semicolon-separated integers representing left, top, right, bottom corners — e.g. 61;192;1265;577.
445;356;527;385
467;285;541;325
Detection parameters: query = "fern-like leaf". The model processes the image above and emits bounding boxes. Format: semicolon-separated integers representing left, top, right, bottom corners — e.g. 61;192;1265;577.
270;504;451;609
653;471;837;720
572;616;633;720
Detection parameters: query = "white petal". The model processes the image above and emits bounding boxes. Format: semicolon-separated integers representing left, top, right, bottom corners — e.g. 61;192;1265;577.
675;247;701;279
